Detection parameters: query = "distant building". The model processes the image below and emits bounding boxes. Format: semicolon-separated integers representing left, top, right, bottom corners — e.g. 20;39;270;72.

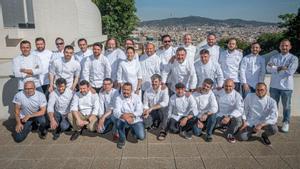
0;0;107;59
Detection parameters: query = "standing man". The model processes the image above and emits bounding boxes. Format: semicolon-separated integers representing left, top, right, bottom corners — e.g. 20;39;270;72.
51;37;65;62
178;34;197;63
219;38;243;92
47;78;74;140
194;49;223;90
239;83;278;145
68;80;100;141
240;42;265;98
267;39;298;133
13;81;47;142
196;33;221;63
143;74;169;140
162;47;197;94
139;43;161;94
214;79;244;143
82;43;111;93
13;40;43;92
32;37;53;94
74;38;93;65
157;34;176;72
114;82;145;149
49;45;81;92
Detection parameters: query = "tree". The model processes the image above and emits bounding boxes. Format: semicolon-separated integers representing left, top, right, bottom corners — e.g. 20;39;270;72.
92;0;139;43
256;32;285;55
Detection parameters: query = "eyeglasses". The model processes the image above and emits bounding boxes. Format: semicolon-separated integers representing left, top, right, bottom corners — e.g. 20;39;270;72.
56;42;64;46
163;40;171;43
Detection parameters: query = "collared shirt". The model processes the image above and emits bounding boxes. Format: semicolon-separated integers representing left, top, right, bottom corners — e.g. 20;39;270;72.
49;57;81;88
117;59;142;90
168;94;197;121
244;93;278;127
32;49;53;86
196;44;221;63
99;88;119;116
70;91;100;116
240;54;265;88
193;90;218;117
74;49;93;66
139;53;161;91
219;50;243;82
104;48;127;81
13;54;43;89
143;86;169;109
47;88;74;115
50;50;64;63
162;59;197;92
194;60;224;88
215;89;244;118
266;53;298;90
82;54;111;88
177;44;197;63
113;94;143;123
13;91;47;118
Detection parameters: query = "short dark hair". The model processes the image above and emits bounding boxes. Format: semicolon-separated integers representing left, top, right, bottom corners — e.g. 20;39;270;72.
20;40;31;46
55;78;67;86
176;47;187;54
203;78;214;86
93;42;103;50
126;46;135;53
228;38;237;43
200;49;210;55
175;82;186;89
256;82;267;89
79;80;90;86
151;74;162;81
35;37;45;43
103;78;113;84
64;45;74;51
55;37;64;42
122;82;132;89
77;38;87;44
251;42;260;47
207;33;216;38
161;34;171;42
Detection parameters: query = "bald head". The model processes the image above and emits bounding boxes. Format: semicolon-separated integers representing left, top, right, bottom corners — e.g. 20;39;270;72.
224;79;235;93
145;43;156;56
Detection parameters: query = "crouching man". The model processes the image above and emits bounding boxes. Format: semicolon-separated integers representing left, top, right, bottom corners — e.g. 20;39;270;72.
68;80;100;141
192;78;218;142
13;81;47;142
47;78;74;140
214;79;244;143
167;83;197;139
239;82;278;145
114;82;145;149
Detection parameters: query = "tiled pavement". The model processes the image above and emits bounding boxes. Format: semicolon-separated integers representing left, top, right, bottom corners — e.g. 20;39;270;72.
0;117;299;169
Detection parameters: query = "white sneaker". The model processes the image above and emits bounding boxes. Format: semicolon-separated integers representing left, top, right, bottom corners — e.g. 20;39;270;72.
281;122;289;133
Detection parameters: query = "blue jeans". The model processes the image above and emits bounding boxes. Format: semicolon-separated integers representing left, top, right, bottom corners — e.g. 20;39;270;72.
98;115;117;134
193;113;217;137
239;124;278;141
116;119;145;143
54;112;70;131
269;88;293;123
14;116;46;142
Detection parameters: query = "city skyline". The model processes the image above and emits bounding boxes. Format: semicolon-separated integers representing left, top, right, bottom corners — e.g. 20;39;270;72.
136;0;299;23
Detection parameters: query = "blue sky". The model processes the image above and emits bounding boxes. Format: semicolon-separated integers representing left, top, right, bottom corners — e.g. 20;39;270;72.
136;0;300;23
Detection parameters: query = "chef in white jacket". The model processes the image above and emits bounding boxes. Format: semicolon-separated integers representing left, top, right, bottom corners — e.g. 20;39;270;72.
196;33;221;64
239;83;278;146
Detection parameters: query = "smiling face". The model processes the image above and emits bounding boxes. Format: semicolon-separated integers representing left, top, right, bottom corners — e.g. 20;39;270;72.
200;53;210;64
256;84;267;98
175;87;185;97
78;40;88;52
201;82;212;94
57;83;66;94
63;48;74;61
207;34;217;46
107;39;116;50
151;78;160;90
224;79;235;94
162;36;172;49
20;43;31;56
176;50;186;63
251;43;261;55
93;45;102;57
122;84;132;98
102;80;113;92
145;43;155;56
55;39;65;51
183;34;192;46
279;40;292;55
24;81;35;97
79;84;90;96
227;39;237;51
35;40;45;52
126;48;135;61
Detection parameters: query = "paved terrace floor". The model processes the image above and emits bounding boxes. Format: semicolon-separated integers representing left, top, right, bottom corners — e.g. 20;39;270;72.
0;117;299;169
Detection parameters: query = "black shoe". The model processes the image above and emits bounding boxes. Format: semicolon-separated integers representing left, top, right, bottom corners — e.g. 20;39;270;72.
205;136;213;142
53;129;61;140
39;129;47;139
70;131;80;141
152;120;160;129
180;131;192;140
261;133;271;146
117;141;125;149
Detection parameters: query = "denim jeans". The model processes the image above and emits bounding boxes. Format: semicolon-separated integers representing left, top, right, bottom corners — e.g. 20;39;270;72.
14;116;46;142
54;112;70;131
193;113;217;137
143;108;168;130
116;119;145;143
98;115;117;134
167;117;195;134
269;87;293;123
239;124;278;141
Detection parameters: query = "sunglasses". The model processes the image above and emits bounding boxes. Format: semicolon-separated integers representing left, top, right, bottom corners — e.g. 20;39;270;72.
163;40;171;43
56;42;64;45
